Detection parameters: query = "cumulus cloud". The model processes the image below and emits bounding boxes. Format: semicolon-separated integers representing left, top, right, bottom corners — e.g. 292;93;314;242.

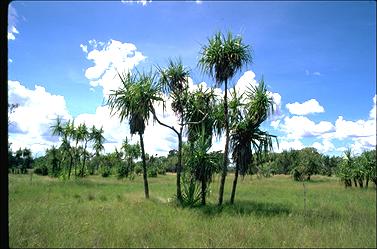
275;95;376;155
311;139;335;154
279;115;334;139
286;98;324;115
274;138;304;152
82;39;146;97
8;80;72;156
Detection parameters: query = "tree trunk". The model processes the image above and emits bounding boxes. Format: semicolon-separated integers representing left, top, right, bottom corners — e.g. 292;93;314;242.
353;178;358;187
358;178;364;188
139;133;149;199
366;176;369;188
201;176;206;206
74;139;79;177
80;140;88;177
307;174;311;181
176;127;183;201
68;153;73;179
218;79;229;206
230;163;239;204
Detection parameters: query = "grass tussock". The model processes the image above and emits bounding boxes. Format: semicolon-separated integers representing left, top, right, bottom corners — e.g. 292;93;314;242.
9;174;376;248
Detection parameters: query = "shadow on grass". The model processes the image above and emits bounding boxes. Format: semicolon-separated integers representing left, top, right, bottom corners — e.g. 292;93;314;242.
194;200;292;217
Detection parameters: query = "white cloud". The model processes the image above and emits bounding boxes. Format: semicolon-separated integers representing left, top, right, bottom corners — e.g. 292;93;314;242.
8;80;72;156
286;98;324;115
270;120;280;129
121;0;152;6
8;32;16;40
305;69;321;76
274;138;304;152
331;116;375;140
234;70;257;94
311;139;335;154
8;5;19;41
280;115;334;139
82;39;146;97
9;58;13;63
80;44;88;53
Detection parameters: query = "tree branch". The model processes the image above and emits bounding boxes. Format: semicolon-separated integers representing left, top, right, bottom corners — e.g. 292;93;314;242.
150;105;180;136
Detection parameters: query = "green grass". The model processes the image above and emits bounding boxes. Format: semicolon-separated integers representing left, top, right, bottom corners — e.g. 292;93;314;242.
9;173;376;248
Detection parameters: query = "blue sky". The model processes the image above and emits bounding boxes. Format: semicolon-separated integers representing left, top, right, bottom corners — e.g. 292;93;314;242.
8;1;376;157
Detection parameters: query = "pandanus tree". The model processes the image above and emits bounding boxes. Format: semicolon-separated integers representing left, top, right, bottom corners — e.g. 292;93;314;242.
51;117;74;179
79;123;90;177
156;59;190;201
91;125;105;174
229;79;278;204
64;120;76;179
108;70;162;199
199;31;252;205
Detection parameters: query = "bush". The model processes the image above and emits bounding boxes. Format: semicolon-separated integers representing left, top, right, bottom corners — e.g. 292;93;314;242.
117;163;130;179
100;166;111;177
148;167;158;177
34;165;48;176
157;167;166;175
134;165;143;175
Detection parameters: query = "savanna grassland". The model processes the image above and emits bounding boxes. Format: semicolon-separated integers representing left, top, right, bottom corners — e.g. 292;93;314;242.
9;173;376;248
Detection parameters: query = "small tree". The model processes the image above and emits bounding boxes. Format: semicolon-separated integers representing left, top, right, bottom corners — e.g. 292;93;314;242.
108;70;162;199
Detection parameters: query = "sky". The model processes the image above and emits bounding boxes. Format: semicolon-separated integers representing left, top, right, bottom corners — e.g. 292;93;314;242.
8;1;376;158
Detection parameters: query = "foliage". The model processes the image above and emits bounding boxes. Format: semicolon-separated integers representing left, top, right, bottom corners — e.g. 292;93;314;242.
185;128;218;205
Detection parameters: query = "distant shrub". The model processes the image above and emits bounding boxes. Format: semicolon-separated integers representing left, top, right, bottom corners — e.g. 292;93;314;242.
134;165;143;175
34;165;48;176
148;167;157;177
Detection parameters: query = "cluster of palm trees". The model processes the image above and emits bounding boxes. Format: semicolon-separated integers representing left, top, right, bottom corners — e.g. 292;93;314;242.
50;117;105;179
337;148;376;188
107;31;278;206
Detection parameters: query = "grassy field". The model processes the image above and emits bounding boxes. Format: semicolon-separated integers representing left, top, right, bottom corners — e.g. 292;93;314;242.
9;173;376;248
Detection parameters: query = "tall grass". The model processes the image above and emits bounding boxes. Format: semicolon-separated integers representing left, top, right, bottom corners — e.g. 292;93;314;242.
9;174;376;248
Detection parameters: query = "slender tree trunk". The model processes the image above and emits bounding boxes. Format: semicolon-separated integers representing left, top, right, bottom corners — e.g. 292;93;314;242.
358;178;364;188
201;177;206;206
366;176;369;188
68;153;73;179
353;178;358;187
218;79;229;206
139;133;149;199
74;139;79;177
80;140;88;177
230;163;239;204
177;126;183;201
